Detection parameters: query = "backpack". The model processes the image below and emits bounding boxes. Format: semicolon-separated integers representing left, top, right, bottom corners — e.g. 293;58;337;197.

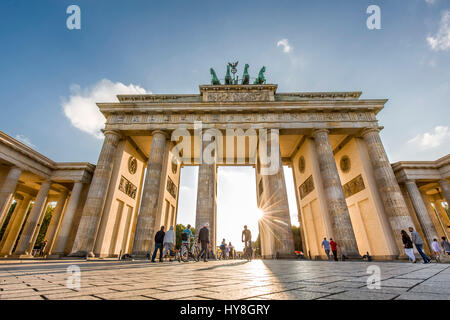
181;231;188;241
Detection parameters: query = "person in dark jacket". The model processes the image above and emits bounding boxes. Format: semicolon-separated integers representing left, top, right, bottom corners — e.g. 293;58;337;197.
401;230;416;263
198;223;210;262
151;226;165;262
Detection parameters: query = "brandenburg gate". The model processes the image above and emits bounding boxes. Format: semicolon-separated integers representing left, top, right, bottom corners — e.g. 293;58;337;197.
0;65;449;260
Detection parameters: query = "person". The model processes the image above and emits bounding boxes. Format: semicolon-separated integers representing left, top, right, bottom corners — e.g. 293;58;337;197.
228;242;234;259
401;230;416;263
330;238;338;261
321;237;331;260
163;226;175;261
180;224;193;261
242;225;252;248
39;239;48;257
220;239;227;260
198;223;210;262
441;236;450;256
431;238;442;262
151;226;165;263
409;227;431;263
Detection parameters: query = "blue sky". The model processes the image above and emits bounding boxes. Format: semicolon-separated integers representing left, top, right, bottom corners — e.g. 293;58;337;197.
1;0;449;249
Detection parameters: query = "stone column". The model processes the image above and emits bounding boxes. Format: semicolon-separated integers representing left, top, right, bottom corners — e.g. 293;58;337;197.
312;129;360;258
421;191;447;239
433;199;450;233
361;128;415;256
439;179;450;205
42;190;68;255
0;166;22;228
0;196;22;249
14;180;52;256
70;130;122;257
258;129;295;258
0;195;31;256
51;182;83;256
404;180;438;247
132;130;168;257
195;133;218;252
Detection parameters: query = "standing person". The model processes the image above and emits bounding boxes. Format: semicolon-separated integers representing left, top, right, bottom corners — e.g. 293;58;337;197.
151;226;165;263
330;238;338;261
198;223;210;262
441;236;450;256
242;225;252;248
228;242;234;259
409;227;431;263
321;237;331;260
431;238;442;262
180;224;193;262
163;226;175;261
401;230;416;263
39;239;48;257
220;239;227;260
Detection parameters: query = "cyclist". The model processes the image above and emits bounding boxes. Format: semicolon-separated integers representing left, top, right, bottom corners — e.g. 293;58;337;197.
242;225;252;248
180;224;193;262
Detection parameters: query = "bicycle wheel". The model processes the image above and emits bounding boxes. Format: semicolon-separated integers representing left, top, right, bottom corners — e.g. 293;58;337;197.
193;246;200;262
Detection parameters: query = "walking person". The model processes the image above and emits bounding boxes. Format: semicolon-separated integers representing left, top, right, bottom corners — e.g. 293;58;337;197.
163;226;175;261
330;238;338;261
441;236;450;256
321;237;331;260
401;230;416;263
409;227;431;263
431;238;442;262
180;224;193;261
198;223;210;262
151;226;165;263
228;242;234;259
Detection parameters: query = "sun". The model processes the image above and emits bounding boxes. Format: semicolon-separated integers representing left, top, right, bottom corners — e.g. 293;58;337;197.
253;208;264;220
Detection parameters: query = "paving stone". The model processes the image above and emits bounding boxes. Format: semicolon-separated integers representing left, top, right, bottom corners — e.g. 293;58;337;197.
326;290;398;300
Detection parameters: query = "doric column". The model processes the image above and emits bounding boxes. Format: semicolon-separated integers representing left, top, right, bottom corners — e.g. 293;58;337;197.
0;166;22;228
42;190;68;255
258;129;294;258
361;128;415;256
14;180;52;256
70;130;122;257
404;180;438;247
132;130;168;257
433;199;450;233
0;195;31;256
439;179;450;205
312;129;360;258
421;191;447;239
0;196;22;250
51;182;83;256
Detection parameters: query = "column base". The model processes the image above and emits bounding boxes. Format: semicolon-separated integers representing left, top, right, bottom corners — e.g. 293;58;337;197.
46;254;62;259
69;251;95;258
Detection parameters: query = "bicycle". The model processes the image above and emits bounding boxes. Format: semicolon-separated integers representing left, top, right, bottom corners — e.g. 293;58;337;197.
179;241;200;262
243;245;253;261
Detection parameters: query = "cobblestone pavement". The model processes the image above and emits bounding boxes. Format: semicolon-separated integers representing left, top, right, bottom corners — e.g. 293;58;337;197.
0;259;449;300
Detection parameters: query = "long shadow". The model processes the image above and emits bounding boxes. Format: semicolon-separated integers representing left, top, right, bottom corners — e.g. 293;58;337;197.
194;260;250;271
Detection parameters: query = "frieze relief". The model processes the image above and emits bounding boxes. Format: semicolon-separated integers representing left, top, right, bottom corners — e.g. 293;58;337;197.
108;112;376;125
299;175;314;200
343;174;365;198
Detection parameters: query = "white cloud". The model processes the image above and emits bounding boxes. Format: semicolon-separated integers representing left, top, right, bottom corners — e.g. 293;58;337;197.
277;38;292;53
62;79;147;139
408;126;450;149
427;10;450;51
15;135;36;149
425;0;436;5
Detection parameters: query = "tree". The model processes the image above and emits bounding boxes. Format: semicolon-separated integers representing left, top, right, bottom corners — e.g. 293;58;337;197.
175;224;195;249
291;225;303;252
0;201;17;240
35;205;54;248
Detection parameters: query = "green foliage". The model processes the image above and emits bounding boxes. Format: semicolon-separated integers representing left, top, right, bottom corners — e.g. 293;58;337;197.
175;224;195;249
35;205;54;248
0;201;17;240
291;225;303;251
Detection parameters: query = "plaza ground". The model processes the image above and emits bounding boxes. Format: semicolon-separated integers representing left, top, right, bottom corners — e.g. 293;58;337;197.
0;259;449;300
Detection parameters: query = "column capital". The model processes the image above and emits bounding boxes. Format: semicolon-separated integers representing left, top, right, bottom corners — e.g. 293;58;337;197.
151;130;169;139
360;127;382;137
311;128;329;137
101;129;123;139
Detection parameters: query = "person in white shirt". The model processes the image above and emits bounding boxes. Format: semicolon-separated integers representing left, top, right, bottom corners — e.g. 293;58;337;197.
431;238;442;263
163;226;176;261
